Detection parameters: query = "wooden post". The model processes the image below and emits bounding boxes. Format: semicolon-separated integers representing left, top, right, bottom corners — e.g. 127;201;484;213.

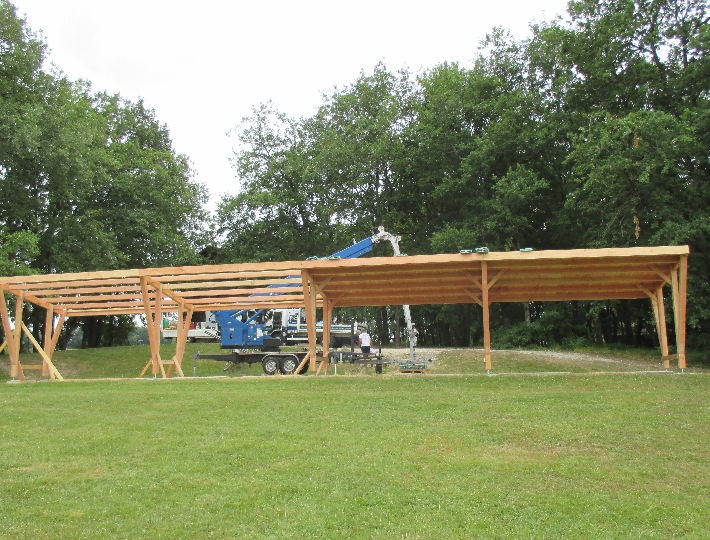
47;312;67;360
0;288;19;378
301;269;318;372
42;306;54;377
648;288;662;350
21;322;63;381
171;304;192;377
638;282;671;368
153;284;163;376
481;261;492;371
655;287;670;367
140;277;165;378
678;255;688;369
320;297;333;374
11;291;25;381
670;258;688;369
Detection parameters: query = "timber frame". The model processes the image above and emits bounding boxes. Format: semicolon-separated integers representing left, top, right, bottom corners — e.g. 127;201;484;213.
300;246;690;372
0;262;316;381
0;246;689;381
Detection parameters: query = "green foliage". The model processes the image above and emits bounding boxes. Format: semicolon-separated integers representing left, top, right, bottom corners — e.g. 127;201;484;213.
218;64;418;263
0;230;37;276
1;2;209;347
215;0;710;350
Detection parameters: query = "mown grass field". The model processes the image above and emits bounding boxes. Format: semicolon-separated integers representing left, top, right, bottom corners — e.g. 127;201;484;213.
1;346;709;539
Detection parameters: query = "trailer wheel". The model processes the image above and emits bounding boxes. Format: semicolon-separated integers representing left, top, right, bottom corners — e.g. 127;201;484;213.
279;354;299;375
262;356;280;375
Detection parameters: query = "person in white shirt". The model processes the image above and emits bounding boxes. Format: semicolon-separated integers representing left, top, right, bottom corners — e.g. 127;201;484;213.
358;328;372;354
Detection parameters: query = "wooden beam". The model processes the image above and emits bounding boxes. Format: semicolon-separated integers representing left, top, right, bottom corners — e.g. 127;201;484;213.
49;299;179;310
0;269;140;285
655;287;669;362
153;284;164;377
147;280;186;309
151;279;302;291
487;269;507;289
168;294;304;306
138;260;302;277
0;288;20;380
172;304;192;377
24;284;144;296
462;270;482;290
301;270;318;372
43;306;54;377
143;285;303;297
140;277;164;378
670;263;684;370
294;352;310;377
640;284;671;367
12;291;25;381
149;270;302;283
66;307;161;317
321;295;333;373
189;300;313;311
314;276;332;297
649;265;673;285
482;261;491;371
21;322;63;381
463;288;483;307
3;277;141;291
47;312;67;360
678;255;688;369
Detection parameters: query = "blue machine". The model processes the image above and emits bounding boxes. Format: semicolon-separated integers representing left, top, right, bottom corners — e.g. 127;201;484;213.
214;309;276;349
213;234;383;350
211;228;409;351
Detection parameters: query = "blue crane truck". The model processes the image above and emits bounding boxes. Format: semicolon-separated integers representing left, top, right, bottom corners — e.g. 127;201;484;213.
193;227;411;375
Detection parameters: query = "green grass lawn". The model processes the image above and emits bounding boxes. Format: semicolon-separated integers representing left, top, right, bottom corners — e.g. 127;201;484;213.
1;347;709;538
2;339;705;383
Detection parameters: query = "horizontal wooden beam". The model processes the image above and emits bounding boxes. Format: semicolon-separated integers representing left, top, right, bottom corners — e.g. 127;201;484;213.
151;270;302;283
138;261;302;277
158;280;302;291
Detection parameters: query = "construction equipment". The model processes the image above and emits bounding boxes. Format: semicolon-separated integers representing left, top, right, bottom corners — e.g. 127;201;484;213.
190;227;416;374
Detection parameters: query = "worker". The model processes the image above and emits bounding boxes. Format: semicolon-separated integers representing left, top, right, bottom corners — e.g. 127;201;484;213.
358;327;372;355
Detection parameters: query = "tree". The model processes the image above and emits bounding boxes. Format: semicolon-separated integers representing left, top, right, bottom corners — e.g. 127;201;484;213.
1;2;209;347
214;1;710;351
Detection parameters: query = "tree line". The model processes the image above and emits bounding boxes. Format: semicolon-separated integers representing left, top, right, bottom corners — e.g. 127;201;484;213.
1;0;709;353
0;1;207;347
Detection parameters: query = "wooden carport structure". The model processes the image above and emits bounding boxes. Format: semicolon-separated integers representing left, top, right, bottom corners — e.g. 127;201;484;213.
0;262;316;381
302;246;690;372
0;245;689;381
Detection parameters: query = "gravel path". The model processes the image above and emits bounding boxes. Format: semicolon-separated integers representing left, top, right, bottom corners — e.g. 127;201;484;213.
375;347;657;369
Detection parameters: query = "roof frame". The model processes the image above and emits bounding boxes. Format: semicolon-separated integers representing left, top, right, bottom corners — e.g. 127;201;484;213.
0;246;690;380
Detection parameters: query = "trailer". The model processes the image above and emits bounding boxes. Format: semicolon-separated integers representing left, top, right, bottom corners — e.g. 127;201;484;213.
193;350;309;376
326;350;386;373
326;350;435;374
182;228;420;376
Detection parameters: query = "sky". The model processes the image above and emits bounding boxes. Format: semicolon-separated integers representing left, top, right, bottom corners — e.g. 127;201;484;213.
11;0;571;211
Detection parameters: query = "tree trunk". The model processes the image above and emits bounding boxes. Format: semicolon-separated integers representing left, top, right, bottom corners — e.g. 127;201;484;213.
379;306;390;345
57;318;80;351
394;305;401;346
